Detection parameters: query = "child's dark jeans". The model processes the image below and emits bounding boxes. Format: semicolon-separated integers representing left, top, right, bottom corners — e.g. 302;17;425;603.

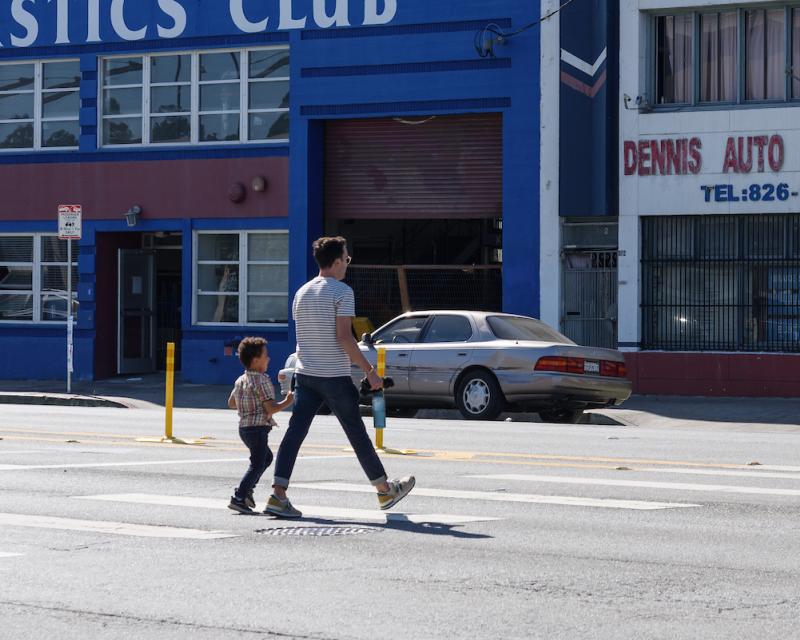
236;426;273;499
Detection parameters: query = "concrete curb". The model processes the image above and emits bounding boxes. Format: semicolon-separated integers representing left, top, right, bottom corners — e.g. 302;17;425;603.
0;393;128;409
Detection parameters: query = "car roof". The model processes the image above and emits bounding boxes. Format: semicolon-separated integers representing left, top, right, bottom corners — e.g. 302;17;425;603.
398;310;538;322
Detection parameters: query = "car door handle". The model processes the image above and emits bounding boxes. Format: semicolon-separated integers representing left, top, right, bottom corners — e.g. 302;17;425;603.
457;353;467;357
397;353;408;357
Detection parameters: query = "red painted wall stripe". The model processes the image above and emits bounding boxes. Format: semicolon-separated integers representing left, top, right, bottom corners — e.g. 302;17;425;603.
625;352;800;397
0;157;288;221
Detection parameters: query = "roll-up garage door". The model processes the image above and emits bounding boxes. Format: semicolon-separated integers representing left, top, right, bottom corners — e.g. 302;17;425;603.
325;113;502;220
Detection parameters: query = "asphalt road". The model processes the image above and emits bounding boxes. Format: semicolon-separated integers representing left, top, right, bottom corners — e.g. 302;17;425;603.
1;404;799;639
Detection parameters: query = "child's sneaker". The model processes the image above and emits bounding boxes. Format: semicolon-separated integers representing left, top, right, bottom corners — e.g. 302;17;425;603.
228;495;255;515
264;495;302;519
378;476;416;510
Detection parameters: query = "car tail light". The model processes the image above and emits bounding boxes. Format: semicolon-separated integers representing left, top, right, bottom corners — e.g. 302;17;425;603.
535;356;585;375
600;360;627;378
535;357;628;378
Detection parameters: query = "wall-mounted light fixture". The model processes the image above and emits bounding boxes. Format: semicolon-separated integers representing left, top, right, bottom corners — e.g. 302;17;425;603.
251;176;267;192
125;205;142;227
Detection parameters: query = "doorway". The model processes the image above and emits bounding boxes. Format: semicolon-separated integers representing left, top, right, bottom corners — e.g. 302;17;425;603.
94;232;182;378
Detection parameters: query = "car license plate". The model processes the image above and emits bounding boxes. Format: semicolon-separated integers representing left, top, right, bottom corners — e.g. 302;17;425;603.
584;361;600;374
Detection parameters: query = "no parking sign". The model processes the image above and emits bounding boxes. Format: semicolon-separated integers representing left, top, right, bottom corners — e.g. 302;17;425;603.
58;204;82;240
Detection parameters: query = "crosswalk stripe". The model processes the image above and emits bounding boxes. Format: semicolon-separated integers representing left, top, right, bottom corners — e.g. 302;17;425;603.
0;454;349;472
634;467;800;481
470;474;800;497
290;482;699;510
73;494;500;525
0;513;239;540
0;552;23;558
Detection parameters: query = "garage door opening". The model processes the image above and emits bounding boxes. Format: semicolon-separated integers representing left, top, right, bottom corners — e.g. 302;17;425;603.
324;114;503;328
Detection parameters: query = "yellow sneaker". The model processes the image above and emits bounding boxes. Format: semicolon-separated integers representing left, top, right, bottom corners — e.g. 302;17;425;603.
378;476;416;511
264;495;302;519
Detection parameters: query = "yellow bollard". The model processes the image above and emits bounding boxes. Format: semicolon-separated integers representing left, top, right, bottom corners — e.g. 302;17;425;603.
165;342;175;439
374;347;416;456
375;348;386;450
136;342;205;445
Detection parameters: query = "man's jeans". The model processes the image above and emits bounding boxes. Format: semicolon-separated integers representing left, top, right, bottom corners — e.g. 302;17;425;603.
236;426;273;499
274;374;388;488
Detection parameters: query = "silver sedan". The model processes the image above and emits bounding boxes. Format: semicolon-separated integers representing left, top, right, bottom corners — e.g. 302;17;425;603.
279;311;631;422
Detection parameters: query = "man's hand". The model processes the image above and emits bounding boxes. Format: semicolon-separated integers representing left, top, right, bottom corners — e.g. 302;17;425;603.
284;391;295;405
367;369;383;391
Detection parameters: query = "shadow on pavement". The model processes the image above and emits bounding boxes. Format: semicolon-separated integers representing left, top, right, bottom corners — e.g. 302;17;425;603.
275;515;493;540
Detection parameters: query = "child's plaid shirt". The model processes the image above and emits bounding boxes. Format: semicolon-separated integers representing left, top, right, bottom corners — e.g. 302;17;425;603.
233;371;278;429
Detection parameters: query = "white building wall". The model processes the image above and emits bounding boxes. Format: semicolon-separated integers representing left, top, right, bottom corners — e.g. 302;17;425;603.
618;0;800;350
539;0;561;329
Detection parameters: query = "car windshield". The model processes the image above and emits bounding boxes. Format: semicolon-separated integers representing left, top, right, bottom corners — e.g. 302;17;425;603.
487;316;574;344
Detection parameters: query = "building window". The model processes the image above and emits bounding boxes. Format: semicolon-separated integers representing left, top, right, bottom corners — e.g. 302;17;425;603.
0;235;78;323
745;8;786;101
656;14;693;104
650;6;800;108
0;60;80;151
101;47;289;147
700;12;738;102
641;215;800;352
193;231;289;325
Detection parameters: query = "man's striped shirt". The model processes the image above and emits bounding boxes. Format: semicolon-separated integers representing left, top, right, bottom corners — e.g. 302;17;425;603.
293;276;355;378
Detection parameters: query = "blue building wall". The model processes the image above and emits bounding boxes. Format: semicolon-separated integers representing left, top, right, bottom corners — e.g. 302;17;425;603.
0;1;542;384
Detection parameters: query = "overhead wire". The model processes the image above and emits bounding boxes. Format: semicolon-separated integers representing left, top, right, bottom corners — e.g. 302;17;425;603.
475;0;579;58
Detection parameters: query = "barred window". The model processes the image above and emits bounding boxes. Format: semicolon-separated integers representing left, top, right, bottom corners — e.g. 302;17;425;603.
101;47;289;147
0;60;80;150
641;215;800;352
193;231;289;325
0;235;78;323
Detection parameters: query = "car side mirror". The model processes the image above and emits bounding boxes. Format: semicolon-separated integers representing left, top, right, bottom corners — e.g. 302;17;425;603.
362;333;374;345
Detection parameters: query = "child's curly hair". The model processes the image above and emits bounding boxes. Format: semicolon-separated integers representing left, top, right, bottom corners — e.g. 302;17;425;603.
238;337;267;369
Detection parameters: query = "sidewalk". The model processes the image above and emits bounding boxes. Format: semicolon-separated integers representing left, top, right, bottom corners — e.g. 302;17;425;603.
0;374;229;410
1;375;799;431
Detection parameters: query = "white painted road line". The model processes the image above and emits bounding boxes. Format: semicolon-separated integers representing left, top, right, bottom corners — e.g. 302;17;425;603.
0;552;23;558
290;483;699;511
0;454;350;472
470;474;800;497
74;494;500;525
635;467;800;481
0;513;239;540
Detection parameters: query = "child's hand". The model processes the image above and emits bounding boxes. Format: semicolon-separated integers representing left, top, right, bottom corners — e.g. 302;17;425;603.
285;391;294;405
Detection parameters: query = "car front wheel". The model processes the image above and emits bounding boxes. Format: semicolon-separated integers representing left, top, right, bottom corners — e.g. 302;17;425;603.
455;370;503;421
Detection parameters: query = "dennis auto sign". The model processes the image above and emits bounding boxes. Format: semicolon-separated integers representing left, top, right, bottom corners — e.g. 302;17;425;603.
621;132;800;214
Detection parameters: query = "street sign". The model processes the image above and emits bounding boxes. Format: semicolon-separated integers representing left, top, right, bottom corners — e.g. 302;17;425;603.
58;204;82;240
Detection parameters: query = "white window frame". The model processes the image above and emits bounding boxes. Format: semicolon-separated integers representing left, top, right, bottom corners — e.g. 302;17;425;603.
0;233;78;324
0;59;80;152
192;230;289;327
100;46;289;148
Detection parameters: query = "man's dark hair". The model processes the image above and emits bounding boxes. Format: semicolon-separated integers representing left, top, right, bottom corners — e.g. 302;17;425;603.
238;337;267;369
312;236;347;269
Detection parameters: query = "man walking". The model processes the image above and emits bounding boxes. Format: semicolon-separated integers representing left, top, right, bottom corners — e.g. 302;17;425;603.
266;237;415;518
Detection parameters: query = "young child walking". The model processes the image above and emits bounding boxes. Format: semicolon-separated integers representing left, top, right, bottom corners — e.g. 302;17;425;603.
227;337;293;514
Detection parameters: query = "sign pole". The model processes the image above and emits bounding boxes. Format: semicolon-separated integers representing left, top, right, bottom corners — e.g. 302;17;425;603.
67;239;72;394
58;204;81;395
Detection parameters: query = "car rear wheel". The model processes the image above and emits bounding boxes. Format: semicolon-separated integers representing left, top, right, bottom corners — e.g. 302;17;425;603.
456;370;503;421
538;408;584;424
